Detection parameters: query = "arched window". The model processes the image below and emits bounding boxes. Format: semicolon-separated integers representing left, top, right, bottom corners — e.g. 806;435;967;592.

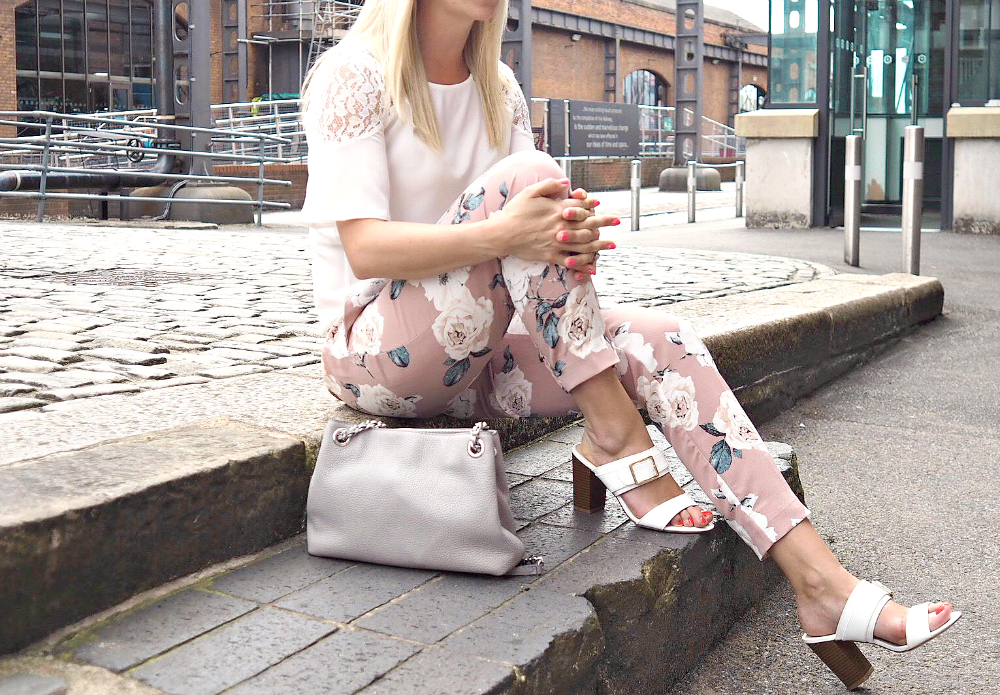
15;0;154;114
623;69;668;106
738;84;768;112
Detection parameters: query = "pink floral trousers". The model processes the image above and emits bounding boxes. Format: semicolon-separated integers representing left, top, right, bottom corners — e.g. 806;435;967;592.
323;149;810;558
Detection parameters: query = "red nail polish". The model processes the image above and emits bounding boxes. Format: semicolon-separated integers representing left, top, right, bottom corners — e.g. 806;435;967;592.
612;218;621;226
557;231;568;242
607;242;617;250
566;257;576;267
593;199;601;207
557;178;570;185
589;268;596;275
575;272;585;281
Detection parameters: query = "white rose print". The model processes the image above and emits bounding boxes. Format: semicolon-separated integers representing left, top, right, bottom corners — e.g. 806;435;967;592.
348;278;389;308
432;289;494;362
415;267;471;310
712;390;766;452
557;284;607;359
667;320;716;368
636;373;699;431
351;303;384;356
491;365;533;418
612;322;658;374
500;255;542;310
354;384;421;418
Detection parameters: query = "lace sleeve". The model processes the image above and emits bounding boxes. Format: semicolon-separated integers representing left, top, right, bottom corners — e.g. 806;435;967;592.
500;64;532;135
305;47;389;145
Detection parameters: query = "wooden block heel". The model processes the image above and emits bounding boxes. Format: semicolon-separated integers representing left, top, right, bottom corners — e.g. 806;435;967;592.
572;455;606;513
806;640;874;691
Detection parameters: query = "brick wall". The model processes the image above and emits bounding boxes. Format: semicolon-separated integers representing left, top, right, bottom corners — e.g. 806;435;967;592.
532;28;607;102
214;162;309;208
0;1;19;136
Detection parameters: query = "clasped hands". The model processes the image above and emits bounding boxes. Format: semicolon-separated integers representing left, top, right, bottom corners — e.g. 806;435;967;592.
498;177;619;280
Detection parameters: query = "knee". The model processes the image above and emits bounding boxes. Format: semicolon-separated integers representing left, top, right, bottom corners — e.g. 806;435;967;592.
607;306;688;337
498;149;565;183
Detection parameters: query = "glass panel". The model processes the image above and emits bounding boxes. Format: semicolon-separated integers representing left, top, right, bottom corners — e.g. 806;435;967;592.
39;77;64;111
16;76;40;111
109;0;130;77
112;86;130;111
622;69;667;106
992;2;1000;100
864;0;941;116
64;78;88;113
88;1;110;75
770;0;820;102
132;0;153;79
132;83;154;109
89;81;110;112
64;0;86;76
15;2;38;72
959;0;991;100
37;0;62;73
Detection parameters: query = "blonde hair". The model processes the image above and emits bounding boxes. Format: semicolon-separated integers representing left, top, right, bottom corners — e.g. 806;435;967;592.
303;0;512;151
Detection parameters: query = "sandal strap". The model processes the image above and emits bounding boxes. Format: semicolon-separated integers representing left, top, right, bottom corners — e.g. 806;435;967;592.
575;446;671;495
904;602;932;647
836;580;893;643
636;493;699;530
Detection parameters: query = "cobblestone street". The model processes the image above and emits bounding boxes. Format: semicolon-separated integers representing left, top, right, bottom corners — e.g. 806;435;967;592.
0;221;833;416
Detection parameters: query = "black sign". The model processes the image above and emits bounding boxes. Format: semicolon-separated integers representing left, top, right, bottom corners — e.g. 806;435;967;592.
548;100;640;157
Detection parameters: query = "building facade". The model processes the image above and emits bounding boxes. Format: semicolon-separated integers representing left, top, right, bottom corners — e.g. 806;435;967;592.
1;0;767;130
755;0;1000;229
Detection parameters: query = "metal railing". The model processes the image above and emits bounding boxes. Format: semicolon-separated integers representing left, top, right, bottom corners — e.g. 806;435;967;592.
684;160;745;223
211;99;307;163
0;110;295;225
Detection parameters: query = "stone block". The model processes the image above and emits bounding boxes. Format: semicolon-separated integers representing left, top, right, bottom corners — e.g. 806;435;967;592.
208;545;353;603
0;674;66;695
1;347;81;364
230;630;420;695
0;397;45;413
744;138;814;229
439;587;603;695
40;383;144;401
355;574;526;643
735;108;820;138
0;356;58;373
657;166;722;192
69;589;256;672
0;424;309;653
516;523;603;572
952;138;1000;235
131;607;334;695
358;648;515;695
509;478;573;521
505;439;573;476
275;563;436;623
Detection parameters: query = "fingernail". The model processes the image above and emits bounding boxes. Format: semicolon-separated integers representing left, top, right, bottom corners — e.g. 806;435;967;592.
612;218;621;226
607;242;617;250
566;257;576;267
557;178;570;185
575;272;586;281
557;231;568;242
589;268;596;275
593;199;601;207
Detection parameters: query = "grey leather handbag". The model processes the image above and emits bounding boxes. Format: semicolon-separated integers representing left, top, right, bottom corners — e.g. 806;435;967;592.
307;420;542;576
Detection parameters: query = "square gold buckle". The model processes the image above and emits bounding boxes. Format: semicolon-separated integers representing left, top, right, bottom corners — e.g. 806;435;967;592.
629;456;659;485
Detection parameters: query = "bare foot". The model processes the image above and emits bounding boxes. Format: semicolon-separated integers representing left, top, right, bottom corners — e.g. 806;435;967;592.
577;425;712;528
798;574;953;645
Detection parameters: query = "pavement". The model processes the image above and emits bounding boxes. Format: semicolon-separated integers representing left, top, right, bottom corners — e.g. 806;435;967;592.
0;208;960;694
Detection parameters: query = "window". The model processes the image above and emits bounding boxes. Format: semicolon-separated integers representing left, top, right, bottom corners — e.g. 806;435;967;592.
622;69;668;106
15;0;155;115
959;0;1000;103
770;0;820;103
739;84;767;112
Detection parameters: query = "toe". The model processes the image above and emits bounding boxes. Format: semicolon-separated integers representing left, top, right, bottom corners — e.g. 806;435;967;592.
928;602;952;632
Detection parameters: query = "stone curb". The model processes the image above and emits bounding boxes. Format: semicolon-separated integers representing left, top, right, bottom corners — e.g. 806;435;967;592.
0;272;943;654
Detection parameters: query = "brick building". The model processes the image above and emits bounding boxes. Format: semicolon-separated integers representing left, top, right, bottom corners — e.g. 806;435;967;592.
2;0;766;127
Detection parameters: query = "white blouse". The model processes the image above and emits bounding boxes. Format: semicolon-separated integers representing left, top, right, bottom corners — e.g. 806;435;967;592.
301;44;536;331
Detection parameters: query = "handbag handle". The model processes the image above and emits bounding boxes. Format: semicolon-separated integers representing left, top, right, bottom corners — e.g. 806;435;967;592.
332;420;490;458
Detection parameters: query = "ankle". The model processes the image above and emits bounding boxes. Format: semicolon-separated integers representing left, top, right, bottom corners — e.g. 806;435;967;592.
581;420;651;461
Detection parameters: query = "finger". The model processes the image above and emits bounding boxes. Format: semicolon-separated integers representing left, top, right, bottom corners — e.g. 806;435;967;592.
563;252;597;269
558;240;614;255
560;206;592;223
525;177;571;199
570;187;588;200
555;228;600;244
568;215;621;230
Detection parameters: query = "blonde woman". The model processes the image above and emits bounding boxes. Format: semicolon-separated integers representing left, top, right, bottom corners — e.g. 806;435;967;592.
300;0;958;686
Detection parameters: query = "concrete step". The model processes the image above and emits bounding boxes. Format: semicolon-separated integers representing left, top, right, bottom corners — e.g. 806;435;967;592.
8;427;801;695
0;272;943;655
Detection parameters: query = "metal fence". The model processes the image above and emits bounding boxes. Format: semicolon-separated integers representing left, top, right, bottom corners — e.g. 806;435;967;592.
0;110;295;225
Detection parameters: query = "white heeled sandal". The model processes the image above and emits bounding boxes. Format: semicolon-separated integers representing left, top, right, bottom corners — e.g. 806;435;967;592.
571;445;714;533
802;579;962;690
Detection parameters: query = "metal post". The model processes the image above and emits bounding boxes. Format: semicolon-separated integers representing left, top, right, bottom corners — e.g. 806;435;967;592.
630;158;641;231
901;125;925;275
735;160;744;218
256;138;266;227
36;116;53;223
687;160;697;223
844;134;862;266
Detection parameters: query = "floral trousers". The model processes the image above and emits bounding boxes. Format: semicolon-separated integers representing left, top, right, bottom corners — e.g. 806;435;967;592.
323;149;810;559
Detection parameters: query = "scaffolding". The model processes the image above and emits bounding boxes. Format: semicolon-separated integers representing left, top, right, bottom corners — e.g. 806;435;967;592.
249;1;364;95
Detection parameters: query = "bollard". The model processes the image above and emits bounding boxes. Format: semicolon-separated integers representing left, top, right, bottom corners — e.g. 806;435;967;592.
735;161;745;218
630;159;641;231
844;134;863;267
687;160;697;223
901;125;924;275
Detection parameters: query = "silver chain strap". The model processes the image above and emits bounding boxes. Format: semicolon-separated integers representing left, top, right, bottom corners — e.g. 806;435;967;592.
332;420;490;457
331;420;387;446
468;421;488;458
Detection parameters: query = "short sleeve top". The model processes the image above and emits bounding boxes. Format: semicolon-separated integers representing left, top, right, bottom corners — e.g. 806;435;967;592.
301;44;535;331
